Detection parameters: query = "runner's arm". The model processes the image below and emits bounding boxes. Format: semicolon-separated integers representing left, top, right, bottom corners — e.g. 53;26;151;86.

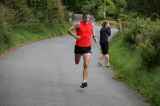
107;22;111;36
91;25;97;43
68;26;80;39
92;31;99;48
93;34;97;43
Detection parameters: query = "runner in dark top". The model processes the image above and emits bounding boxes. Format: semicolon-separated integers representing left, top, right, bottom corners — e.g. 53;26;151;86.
99;21;111;67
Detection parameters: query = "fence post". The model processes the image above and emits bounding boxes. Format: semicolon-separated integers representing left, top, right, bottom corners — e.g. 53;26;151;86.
118;19;122;32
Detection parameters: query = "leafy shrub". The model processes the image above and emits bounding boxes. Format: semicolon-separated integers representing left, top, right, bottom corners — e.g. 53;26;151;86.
0;4;16;25
122;18;160;68
141;27;160;67
15;6;35;23
141;40;158;68
0;24;13;52
123;18;144;48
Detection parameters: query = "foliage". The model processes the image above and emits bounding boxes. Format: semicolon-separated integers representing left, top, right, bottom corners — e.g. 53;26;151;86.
126;0;160;18
122;18;145;46
110;35;160;106
0;0;66;24
0;23;13;52
141;21;160;67
120;18;160;68
64;0;121;19
0;0;69;54
0;4;16;25
64;0;100;14
64;0;160;20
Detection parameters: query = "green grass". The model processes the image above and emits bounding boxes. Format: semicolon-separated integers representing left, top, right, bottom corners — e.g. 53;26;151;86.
0;22;70;55
110;34;160;106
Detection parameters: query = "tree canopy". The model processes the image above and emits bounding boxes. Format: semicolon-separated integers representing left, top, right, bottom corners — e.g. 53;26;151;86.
64;0;160;19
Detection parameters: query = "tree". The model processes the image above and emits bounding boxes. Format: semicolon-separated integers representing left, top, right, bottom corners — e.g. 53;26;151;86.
64;0;99;14
126;0;160;17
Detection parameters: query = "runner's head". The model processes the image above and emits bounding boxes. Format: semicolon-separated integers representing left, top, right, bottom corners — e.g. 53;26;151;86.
102;21;107;28
82;14;88;22
102;21;110;28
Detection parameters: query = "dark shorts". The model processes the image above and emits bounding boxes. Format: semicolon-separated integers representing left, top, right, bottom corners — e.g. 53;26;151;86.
100;42;109;55
74;45;92;55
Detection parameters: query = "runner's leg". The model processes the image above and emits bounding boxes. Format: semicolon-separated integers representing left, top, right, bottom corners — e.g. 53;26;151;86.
106;54;110;64
75;54;81;64
99;53;104;65
82;53;91;81
99;43;106;65
104;42;110;66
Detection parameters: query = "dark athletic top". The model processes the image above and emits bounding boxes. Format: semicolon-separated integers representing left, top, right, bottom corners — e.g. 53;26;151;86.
100;27;111;44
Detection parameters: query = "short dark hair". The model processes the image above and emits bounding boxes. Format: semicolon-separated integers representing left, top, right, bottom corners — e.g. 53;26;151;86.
102;21;107;27
82;13;87;20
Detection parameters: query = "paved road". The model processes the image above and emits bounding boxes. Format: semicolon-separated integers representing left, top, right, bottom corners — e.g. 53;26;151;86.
0;27;149;106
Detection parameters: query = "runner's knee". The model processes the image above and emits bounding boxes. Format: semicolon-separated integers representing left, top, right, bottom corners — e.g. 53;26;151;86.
83;63;88;69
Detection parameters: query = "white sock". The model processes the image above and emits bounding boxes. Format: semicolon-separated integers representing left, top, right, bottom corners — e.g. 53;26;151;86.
83;80;87;83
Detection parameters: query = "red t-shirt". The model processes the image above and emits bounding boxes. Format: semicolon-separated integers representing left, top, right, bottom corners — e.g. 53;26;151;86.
75;21;93;47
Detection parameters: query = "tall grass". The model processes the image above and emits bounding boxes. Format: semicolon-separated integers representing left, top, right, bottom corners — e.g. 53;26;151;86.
0;22;70;54
110;19;160;106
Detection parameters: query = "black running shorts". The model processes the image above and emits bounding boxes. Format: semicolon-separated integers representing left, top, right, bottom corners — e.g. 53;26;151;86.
74;45;92;55
100;42;109;55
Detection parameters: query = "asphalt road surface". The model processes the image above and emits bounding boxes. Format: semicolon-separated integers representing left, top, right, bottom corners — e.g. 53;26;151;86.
0;26;149;106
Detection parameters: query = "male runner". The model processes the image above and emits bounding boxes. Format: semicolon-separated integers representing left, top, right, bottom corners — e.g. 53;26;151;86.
68;14;96;88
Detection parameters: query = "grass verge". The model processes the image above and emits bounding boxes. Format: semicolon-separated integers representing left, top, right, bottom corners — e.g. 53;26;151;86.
0;22;70;55
110;34;160;106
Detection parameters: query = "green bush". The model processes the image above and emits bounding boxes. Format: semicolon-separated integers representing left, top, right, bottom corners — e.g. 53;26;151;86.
121;18;160;68
141;26;160;68
110;32;160;106
15;7;36;23
141;40;158;68
0;24;13;52
0;4;16;25
123;18;144;48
